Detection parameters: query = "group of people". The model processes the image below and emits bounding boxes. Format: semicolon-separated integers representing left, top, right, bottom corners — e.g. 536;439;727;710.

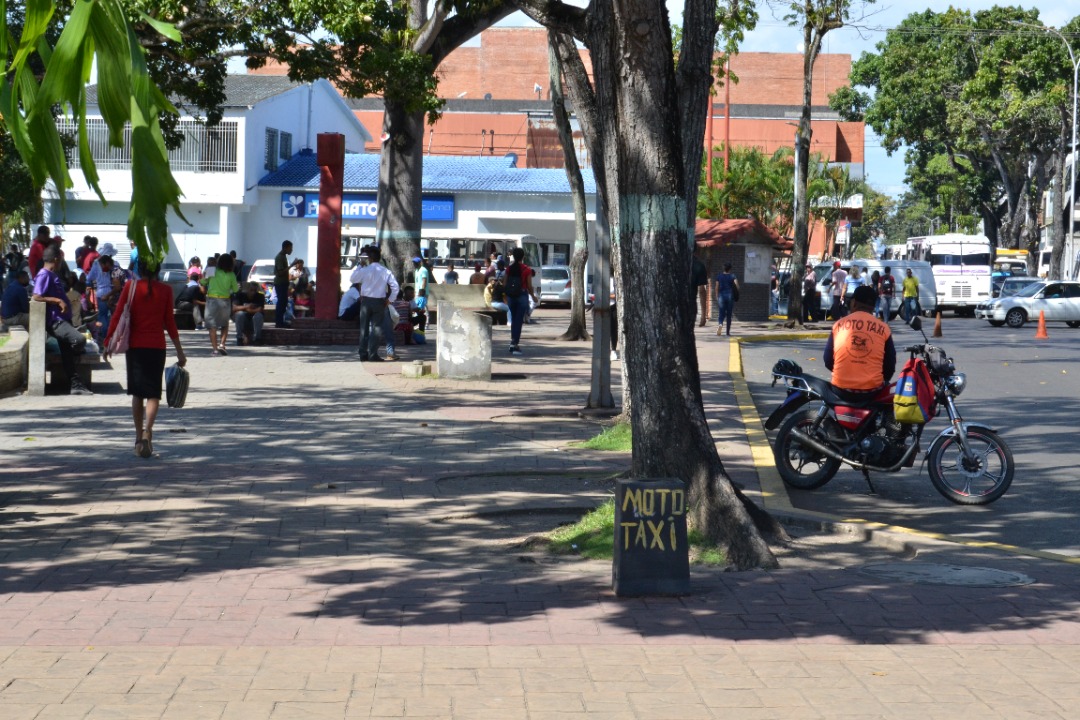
0;226;186;456
824;262;919;323
173;244;321;355
338;247;538;359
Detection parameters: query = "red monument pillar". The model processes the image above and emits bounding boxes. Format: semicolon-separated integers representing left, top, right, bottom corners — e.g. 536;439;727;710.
315;133;345;320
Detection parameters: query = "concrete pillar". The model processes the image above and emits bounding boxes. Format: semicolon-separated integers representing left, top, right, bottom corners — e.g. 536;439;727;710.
436;302;492;381
316;133;345;320
28;301;46;397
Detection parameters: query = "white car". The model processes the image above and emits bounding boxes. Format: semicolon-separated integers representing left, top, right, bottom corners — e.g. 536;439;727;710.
975;280;1080;328
539;265;573;305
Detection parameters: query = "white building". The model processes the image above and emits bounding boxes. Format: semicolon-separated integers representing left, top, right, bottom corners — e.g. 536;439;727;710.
45;76;372;268
46;75;597;273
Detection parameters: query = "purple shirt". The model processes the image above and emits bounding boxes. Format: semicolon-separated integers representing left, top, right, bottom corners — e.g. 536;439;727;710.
32;267;71;325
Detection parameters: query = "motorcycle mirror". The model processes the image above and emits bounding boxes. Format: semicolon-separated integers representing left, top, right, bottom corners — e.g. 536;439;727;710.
909;316;922;332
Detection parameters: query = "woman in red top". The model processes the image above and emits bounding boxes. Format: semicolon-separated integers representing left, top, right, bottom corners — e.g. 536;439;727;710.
104;258;187;458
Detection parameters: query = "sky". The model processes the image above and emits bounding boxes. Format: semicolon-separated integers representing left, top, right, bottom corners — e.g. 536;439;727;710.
495;1;1080;198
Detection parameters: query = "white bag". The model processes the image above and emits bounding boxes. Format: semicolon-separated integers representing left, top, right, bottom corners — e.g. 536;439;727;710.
387;304;401;324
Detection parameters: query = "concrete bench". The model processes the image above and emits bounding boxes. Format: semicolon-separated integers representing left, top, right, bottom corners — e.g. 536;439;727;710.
28;301;110;396
428;284;506;325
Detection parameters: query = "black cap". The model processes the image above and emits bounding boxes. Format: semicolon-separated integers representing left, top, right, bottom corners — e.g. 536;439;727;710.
852;285;878;307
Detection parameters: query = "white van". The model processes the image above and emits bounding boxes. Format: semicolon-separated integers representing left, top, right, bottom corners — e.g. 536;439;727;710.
815;260;937;319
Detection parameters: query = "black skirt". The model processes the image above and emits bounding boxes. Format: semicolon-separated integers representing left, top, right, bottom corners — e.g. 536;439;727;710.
126;347;167;399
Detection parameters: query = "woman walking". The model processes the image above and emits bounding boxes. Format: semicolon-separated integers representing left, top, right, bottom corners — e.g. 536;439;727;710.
104;258;187;458
203;253;239;355
714;263;739;336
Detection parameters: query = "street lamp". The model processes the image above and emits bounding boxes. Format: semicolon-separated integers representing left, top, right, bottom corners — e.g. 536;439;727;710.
1012;20;1080;279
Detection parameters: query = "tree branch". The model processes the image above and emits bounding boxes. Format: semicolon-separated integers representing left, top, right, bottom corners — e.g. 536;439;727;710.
511;0;588;40
429;2;520;67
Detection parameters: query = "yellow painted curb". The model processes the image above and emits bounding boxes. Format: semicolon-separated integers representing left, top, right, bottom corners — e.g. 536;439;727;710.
730;335;1080;567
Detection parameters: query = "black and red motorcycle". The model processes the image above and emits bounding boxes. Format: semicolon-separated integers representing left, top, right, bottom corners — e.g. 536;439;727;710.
765;317;1014;505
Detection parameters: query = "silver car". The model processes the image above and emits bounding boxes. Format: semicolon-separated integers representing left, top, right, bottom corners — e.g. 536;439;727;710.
540;265;573;305
975;280;1080;328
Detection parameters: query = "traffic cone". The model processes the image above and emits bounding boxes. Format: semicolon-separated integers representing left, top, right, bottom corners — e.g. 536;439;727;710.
1036;310;1049;339
932;311;943;338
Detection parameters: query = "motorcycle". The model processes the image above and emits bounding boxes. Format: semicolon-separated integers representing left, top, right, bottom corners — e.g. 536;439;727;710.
765;316;1014;505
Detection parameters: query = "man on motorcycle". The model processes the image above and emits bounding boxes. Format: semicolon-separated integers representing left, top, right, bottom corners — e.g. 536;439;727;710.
824;284;896;395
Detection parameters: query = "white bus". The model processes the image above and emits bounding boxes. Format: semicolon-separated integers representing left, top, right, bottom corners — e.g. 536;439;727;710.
905;234;993;315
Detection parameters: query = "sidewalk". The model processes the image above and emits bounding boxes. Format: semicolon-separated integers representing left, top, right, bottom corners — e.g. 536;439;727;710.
0;312;1078;719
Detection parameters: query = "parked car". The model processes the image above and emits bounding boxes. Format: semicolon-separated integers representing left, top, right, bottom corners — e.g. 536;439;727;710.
993;275;1039;299
246;258;276;291
540;265;573;305
158;263;190;302
975;280;1080;328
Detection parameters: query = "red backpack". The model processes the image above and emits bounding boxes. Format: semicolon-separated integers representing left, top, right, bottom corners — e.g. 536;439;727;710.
893;358;936;424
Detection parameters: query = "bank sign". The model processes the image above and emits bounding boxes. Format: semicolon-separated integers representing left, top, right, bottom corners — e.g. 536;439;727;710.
280;192;454;222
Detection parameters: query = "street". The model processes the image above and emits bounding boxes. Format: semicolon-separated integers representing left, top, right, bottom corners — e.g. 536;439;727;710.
741;315;1080;558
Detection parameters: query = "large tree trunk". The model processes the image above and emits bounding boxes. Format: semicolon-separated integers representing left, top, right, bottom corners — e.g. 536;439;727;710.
787;23;821;325
375;101;424;282
548;31;590;342
1049;122;1069;280
587;0;778;569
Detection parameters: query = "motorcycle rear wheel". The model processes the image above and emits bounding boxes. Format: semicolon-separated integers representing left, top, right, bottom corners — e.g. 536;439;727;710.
927;427;1014;505
774;409;842;490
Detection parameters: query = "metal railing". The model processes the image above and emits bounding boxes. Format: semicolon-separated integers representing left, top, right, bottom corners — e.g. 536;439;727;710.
57;117;239;173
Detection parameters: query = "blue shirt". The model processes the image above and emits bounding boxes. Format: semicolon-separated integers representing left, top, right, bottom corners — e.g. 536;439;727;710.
31;267;71;325
715;272;737;297
1;281;30;319
86;259;114;299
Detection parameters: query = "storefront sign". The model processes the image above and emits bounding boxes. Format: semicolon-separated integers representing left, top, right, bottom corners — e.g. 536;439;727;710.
280;192;454;222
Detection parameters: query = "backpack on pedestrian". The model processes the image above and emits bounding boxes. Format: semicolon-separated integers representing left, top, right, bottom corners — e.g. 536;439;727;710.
504;264;524;298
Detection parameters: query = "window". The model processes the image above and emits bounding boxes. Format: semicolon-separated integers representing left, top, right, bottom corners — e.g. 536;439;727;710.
279;132;292;161
264;128;279;170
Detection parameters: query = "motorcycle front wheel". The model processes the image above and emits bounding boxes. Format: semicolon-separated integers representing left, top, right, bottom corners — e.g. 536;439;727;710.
773;409;842;490
927;427;1014;505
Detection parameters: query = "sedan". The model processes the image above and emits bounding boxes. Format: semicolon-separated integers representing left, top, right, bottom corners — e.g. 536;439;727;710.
540;265;572;305
975;280;1080;328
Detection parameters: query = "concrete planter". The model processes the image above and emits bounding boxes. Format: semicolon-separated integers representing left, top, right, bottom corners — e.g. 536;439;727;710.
0;331;29;395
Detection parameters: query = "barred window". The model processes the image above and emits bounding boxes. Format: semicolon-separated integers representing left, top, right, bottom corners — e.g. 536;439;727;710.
279;131;292;161
57;117;238;173
265;128;280;171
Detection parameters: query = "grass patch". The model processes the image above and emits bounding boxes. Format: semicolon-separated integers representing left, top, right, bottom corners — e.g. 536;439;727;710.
573;422;631;451
545;500;726;565
549;500;617;559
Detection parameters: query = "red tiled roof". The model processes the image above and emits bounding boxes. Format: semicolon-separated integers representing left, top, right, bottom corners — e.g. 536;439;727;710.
695;218;789;250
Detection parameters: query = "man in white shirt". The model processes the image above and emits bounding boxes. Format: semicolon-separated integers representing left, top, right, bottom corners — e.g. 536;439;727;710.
348;246;400;361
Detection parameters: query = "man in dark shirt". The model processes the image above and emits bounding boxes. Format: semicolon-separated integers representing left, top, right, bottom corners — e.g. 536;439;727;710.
31;246;91;395
1;270;31;329
175;273;207;329
231;281;266;345
274;240;292;328
691;256;708;326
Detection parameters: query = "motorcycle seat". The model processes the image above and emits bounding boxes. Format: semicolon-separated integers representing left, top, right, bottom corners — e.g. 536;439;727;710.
804;376;890;407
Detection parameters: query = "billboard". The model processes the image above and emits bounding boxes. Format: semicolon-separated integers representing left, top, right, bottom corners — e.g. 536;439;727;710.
281;192;454;222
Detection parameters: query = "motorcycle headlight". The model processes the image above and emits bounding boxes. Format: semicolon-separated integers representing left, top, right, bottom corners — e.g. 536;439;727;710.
945;372;966;396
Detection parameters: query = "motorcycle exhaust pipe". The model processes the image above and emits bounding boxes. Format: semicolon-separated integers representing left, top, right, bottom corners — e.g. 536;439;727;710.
788;429;917;474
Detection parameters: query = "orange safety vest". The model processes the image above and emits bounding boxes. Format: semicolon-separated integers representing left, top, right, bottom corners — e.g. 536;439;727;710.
830;311;892;391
